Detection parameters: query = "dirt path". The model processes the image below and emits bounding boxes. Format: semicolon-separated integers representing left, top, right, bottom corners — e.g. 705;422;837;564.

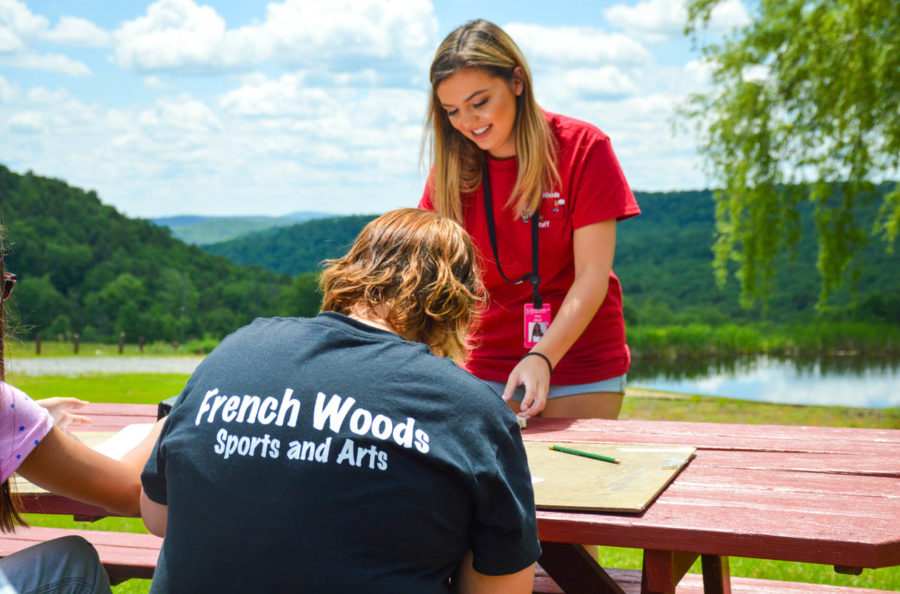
5;356;205;376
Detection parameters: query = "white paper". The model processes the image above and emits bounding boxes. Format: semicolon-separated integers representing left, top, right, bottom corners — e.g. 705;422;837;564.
92;423;155;460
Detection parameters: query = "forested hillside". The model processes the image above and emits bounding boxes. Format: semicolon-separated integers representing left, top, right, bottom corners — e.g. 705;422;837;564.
200;189;900;326
2;164;895;348
0;166;308;343
616;188;900;325
202;215;378;275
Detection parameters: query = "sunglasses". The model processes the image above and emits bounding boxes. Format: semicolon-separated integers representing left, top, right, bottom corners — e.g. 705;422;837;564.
2;272;15;302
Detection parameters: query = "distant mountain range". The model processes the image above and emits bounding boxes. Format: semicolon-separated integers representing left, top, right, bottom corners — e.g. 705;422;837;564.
3;162;897;335
182;189;900;326
151;211;338;244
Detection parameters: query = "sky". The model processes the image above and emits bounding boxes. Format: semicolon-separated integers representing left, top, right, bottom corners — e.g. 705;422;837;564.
0;0;750;218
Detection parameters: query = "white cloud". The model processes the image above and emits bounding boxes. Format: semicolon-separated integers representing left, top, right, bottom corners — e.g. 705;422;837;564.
0;52;90;76
218;71;426;177
260;0;435;64
0;1;105;75
100;96;225;188
143;76;167;90
707;0;752;30
0;0;48;39
112;0;438;75
505;22;651;66
0;2;109;46
559;66;639;99
0;27;21;52
0;74;19;102
0;0;45;52
0;55;427;217
1;83;225;201
44;16;112;47
26;86;69;104
741;64;769;84
0;2;731;216
3;87;104;138
684;58;713;87
6;110;44;134
112;0;231;71
219;72;317;117
137;95;221;136
604;0;687;42
604;0;749;42
220;71;425;127
531;89;706;191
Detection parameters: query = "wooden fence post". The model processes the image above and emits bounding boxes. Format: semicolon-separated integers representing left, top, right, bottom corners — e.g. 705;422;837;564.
35;333;41;355
139;337;145;354
119;332;125;354
73;333;80;354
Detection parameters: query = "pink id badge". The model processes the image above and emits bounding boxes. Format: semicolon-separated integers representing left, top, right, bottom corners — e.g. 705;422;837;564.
524;304;551;348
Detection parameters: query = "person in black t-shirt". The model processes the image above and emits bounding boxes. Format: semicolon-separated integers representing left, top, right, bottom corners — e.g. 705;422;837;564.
141;208;540;594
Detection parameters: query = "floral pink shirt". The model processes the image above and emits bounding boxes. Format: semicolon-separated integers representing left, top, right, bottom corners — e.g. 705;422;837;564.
1;381;52;483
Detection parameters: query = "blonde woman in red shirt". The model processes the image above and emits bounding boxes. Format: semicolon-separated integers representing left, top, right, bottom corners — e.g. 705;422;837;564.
420;19;641;420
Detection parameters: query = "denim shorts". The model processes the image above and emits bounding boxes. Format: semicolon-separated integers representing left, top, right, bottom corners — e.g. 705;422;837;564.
485;373;627;402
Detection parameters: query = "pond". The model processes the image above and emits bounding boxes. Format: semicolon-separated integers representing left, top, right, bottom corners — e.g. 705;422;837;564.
628;355;900;409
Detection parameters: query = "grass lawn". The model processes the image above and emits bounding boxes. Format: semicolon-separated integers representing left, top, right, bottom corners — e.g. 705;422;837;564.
6;373;190;403
11;372;900;593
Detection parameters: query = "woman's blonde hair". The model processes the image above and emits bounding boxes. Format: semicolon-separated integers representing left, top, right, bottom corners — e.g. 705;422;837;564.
319;208;484;363
424;19;559;223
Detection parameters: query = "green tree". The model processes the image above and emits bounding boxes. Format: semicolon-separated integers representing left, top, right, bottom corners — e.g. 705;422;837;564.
82;273;147;340
47;314;73;340
279;272;322;318
682;0;900;307
10;275;70;333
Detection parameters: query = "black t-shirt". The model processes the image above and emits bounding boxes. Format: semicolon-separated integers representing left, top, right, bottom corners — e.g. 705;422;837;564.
143;312;540;593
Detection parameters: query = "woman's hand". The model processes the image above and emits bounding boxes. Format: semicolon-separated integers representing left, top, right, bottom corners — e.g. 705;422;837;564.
503;355;552;419
37;397;93;430
501;219;618;419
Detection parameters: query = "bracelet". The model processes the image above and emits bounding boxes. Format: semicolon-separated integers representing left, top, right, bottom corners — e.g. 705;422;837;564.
521;351;553;377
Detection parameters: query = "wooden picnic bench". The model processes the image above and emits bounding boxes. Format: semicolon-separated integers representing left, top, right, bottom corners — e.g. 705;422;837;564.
8;404;900;593
0;525;160;585
0;529;895;592
527;417;900;593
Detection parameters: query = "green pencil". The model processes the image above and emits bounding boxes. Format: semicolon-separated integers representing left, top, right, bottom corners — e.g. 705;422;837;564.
549;444;620;464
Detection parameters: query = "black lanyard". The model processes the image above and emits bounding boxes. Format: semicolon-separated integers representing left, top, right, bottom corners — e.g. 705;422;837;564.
482;158;542;309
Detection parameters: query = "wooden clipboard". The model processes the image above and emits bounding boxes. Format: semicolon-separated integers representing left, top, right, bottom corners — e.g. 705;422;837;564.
526;441;695;513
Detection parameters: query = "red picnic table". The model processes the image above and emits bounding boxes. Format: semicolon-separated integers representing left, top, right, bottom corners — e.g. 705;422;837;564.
16;403;900;593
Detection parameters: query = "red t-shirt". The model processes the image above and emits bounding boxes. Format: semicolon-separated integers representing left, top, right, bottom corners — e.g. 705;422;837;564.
419;111;640;384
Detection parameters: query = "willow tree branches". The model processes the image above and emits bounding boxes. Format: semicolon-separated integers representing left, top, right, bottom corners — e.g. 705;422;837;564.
681;0;900;308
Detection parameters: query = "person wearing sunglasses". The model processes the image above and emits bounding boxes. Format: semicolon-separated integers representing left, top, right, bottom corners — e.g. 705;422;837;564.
0;265;164;594
1;273;14;302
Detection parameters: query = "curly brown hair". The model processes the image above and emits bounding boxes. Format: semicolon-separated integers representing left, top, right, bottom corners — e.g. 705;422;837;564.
320;208;484;363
